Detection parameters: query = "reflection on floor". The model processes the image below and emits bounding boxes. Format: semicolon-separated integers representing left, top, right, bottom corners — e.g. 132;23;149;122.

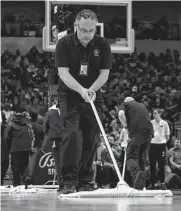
1;190;180;211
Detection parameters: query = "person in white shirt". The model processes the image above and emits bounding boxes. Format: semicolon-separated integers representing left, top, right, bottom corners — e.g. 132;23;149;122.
148;109;170;189
2;102;14;124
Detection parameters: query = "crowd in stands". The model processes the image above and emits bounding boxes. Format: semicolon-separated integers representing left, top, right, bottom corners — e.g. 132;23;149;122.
1;4;180;40
1;44;181;188
2;46;181;132
1;47;51;118
104;15;179;40
134;15;171;40
1;9;44;37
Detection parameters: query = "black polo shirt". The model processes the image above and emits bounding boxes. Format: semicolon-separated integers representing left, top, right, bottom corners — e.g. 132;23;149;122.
55;32;112;92
124;101;154;137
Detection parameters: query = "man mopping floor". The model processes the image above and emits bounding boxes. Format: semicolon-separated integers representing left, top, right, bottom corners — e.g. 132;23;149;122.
58;97;173;198
118;97;154;190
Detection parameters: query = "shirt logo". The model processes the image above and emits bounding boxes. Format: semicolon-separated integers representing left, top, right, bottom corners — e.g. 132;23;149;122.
94;49;100;57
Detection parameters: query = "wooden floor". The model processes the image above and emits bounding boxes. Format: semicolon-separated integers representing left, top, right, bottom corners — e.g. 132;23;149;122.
1;190;181;211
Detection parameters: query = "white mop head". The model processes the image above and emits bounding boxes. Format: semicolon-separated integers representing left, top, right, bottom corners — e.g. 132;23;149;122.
58;183;173;198
0;185;49;194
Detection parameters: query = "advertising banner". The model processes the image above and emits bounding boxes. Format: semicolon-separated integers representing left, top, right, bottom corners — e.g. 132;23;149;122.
32;131;82;185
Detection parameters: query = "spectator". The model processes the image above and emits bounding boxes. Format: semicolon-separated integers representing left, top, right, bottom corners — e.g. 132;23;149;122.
12;97;20;112
2;102;14;123
3;10;16;36
18;10;25;36
179;13;181;40
141;15;154;39
164;49;173;64
3;109;34;186
24;111;44;185
96;142;122;188
155;16;169;40
168;139;181;178
1;112;9;185
24;87;33;101
148;109;170;190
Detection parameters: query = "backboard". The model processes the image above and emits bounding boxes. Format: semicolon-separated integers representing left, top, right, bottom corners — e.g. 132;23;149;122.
43;0;135;54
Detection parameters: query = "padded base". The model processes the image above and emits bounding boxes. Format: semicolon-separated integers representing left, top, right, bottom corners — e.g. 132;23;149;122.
0;184;173;198
59;184;173;198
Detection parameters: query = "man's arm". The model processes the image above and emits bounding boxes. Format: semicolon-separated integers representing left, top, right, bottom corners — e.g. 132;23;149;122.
169;150;180;169
55;38;84;94
165;122;170;142
118;110;127;128
165;134;170;142
58;67;84;94
58;67;93;101
90;69;110;92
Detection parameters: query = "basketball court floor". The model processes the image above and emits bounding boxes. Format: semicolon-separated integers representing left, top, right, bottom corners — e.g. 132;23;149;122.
1;189;181;211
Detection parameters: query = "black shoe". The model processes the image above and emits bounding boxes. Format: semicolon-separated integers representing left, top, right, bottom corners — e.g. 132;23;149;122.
147;184;155;190
24;178;31;189
133;171;145;190
57;187;63;193
76;182;95;192
159;183;167;190
61;184;76;194
57;184;64;193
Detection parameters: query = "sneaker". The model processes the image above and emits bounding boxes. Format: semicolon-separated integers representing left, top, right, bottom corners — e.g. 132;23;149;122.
76;182;95;192
159;183;167;190
147;184;155;190
133;171;146;190
154;181;161;189
57;184;64;193
25;179;31;189
89;181;98;189
62;184;76;194
102;184;110;189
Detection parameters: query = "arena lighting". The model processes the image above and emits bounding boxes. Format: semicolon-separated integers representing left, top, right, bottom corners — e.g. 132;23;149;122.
43;0;135;53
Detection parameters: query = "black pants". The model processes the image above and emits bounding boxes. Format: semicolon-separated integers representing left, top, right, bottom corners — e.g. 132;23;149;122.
149;143;166;184
1;158;9;185
126;134;151;183
11;151;31;186
24;149;40;183
96;164;118;188
53;95;102;186
172;168;181;178
52;133;82;186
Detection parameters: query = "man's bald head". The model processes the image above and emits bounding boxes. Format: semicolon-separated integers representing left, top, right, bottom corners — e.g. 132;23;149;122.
124;97;135;104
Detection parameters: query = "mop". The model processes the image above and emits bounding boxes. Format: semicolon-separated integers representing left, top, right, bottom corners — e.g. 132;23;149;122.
59;99;173;198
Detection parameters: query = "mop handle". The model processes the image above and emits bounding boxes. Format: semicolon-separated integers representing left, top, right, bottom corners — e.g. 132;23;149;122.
122;148;127;179
90;100;123;182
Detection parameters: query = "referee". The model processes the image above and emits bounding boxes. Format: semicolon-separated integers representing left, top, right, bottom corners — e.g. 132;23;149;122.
54;9;112;194
148;109;170;190
118;97;153;190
